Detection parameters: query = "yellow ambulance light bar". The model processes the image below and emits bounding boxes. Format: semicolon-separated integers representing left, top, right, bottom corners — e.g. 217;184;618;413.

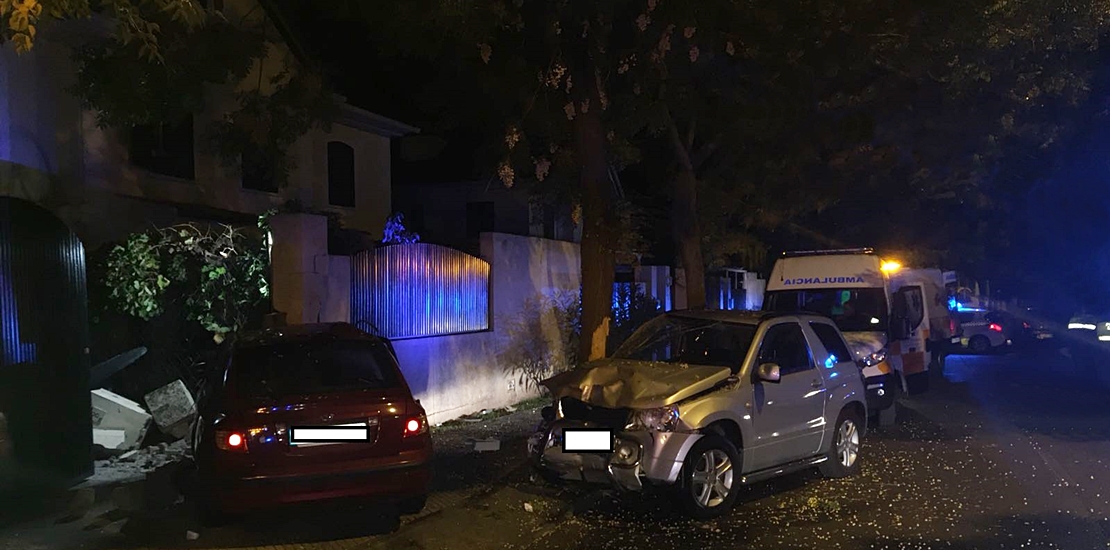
880;260;902;273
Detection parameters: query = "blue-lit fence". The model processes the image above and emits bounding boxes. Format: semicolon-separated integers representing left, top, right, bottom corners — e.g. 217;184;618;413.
351;243;491;339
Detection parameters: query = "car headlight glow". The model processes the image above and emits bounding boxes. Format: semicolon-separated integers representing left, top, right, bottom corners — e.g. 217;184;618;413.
859;350;887;367
626;405;680;432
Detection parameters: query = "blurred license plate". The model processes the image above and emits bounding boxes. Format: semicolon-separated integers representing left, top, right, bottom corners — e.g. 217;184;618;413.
562;429;612;452
290;423;368;446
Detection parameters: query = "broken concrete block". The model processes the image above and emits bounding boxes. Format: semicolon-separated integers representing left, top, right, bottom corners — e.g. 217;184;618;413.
91;389;151;450
143;380;196;441
473;438;501;452
93;429;126;450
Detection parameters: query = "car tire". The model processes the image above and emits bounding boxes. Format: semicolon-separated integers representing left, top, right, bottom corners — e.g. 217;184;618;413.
398;494;427;515
819;410;863;479
676;434;742;520
969;335;991;354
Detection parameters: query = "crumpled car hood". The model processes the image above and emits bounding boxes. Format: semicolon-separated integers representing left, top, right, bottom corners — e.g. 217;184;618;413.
541;358;732;410
842;331;887;358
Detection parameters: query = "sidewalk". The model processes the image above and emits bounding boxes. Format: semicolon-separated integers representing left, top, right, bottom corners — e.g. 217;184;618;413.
0;397;554;549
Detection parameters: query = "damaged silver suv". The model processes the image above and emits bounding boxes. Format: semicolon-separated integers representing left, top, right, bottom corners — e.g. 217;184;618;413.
529;310;868;519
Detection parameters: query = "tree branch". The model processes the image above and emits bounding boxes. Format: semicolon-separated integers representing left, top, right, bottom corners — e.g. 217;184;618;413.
691;136;723;172
664;108;695;172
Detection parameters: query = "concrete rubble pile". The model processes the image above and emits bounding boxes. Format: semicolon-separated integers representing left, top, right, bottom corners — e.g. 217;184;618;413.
85;379;199;486
90;379;198;452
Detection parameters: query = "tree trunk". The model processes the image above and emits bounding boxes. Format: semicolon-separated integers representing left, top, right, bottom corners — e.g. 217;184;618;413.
671;169;706;310
574;106;616;362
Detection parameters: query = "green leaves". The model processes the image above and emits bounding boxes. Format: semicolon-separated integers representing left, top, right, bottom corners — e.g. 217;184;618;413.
99;221;271;337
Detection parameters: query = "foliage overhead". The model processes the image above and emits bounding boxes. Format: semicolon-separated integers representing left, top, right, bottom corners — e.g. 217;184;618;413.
0;0;204;57
344;0;1110;278
102;220;270;340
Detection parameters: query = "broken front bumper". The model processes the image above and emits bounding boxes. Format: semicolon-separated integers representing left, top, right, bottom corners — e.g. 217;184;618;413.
528;421;702;492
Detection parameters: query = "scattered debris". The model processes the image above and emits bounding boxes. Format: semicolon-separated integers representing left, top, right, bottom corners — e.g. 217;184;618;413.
185;530;200;541
473;438;501;452
91;389;152;450
143;379;197;440
523;502;534;513
119;450;139;461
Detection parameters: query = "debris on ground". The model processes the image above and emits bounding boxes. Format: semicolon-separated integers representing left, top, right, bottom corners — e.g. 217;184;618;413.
143;379;197;440
78;439;192;487
185;530;200;541
523;502;534;513
91;389;152;451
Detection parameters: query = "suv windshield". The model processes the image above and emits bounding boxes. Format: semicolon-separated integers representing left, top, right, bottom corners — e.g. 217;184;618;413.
230;338;401;398
612;315;757;369
765;288;889;333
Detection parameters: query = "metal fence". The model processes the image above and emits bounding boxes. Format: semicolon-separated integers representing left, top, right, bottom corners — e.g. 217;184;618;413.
351;243;490;339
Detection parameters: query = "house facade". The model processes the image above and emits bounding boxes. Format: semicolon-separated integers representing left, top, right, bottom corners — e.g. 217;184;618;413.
0;0;415;251
392;179;581;256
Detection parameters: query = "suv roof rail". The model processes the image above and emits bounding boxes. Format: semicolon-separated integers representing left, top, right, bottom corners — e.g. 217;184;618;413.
781;248;875;257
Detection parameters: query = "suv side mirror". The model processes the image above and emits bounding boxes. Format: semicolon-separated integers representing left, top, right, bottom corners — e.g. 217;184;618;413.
757;363;781;383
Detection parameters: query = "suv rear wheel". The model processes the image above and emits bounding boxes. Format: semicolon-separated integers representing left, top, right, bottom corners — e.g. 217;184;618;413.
676;434;741;519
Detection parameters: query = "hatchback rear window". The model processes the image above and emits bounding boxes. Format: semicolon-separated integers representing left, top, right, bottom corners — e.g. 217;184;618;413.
230;338;402;397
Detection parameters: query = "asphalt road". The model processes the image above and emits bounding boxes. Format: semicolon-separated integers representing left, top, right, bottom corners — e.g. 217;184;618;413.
7;343;1110;550
508;344;1110;550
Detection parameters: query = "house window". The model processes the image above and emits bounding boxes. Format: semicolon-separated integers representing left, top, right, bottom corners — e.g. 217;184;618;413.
242;143;278;193
129;116;195;180
327;141;356;207
466;201;495;238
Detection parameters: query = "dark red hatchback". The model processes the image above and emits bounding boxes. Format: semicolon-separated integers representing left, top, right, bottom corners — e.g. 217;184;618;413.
190;323;432;517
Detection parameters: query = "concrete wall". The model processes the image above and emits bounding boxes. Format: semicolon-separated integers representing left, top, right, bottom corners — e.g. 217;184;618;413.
391;232;581;425
268;212;583;425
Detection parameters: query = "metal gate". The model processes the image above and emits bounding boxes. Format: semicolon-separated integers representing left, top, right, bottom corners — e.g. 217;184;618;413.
0;197;92;488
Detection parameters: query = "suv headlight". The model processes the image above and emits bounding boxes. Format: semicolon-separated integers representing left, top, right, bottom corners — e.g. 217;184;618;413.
858;350;887;367
626;405;680;432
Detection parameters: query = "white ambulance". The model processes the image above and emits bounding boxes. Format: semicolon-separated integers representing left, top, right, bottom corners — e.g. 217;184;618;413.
762;248;935;425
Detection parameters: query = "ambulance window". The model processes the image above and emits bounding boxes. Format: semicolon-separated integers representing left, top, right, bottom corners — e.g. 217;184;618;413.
809;322;852;366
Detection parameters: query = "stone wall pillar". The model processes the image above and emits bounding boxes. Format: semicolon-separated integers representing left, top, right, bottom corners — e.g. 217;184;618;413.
268;212;353;325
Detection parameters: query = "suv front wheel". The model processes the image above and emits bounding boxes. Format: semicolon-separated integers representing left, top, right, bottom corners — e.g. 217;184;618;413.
676;434;742;519
819;410;863;478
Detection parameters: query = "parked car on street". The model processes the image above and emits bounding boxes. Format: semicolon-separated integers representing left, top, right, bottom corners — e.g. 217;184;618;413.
952;309;1021;353
189;323;432;521
1064;312;1110;385
529;310;868;519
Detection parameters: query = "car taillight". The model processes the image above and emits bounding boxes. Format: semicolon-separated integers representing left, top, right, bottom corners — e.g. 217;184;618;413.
215;430;249;452
404;413;428;437
950;319;957;334
989;323;1003;332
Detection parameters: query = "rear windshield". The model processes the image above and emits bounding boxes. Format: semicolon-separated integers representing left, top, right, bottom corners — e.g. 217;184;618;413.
230;338;402;398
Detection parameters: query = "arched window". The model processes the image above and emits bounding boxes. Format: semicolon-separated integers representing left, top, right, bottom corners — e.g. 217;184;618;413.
327;141;355;207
